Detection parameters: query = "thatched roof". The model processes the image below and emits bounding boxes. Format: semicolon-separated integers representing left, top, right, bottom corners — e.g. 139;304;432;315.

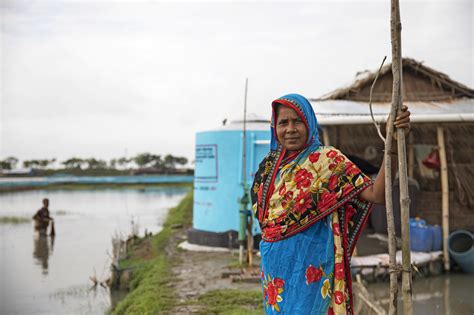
314;58;474;102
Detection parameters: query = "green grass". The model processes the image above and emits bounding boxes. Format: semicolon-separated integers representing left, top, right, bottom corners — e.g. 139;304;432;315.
111;191;194;315
110;192;263;314
0;216;31;224
197;289;263;315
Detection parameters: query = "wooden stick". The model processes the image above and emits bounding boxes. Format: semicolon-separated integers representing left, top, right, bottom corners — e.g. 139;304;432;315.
247;214;253;267
384;94;399;315
368;56;387;143
437;126;450;271
391;0;413;313
408;133;414;178
50;219;55;237
353;280;387;314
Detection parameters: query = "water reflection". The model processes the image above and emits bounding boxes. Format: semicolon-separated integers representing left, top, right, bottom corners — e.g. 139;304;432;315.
362;274;474;314
33;235;55;275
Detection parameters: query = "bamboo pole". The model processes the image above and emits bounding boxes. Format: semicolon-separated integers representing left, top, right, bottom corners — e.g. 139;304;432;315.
391;0;414;313
437;126;450;271
322;127;330;146
384;91;399;315
408;133;414;178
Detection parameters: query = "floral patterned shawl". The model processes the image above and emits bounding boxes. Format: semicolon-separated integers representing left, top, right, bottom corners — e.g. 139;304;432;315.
251;94;374;314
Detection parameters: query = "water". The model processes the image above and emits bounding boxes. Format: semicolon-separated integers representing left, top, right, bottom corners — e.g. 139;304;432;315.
0;187;188;315
364;274;474;314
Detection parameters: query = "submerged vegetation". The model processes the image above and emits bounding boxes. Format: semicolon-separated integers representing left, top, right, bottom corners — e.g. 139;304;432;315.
0;216;31;224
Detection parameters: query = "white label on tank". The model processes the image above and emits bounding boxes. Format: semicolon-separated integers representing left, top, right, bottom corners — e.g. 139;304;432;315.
195;144;218;182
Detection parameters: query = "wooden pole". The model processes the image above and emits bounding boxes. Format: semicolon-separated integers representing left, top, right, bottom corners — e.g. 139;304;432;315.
391;0;413;313
384;96;399;315
322;127;330;146
408;133;414;178
247;214;253;267
437;126;450;271
239;78;249;265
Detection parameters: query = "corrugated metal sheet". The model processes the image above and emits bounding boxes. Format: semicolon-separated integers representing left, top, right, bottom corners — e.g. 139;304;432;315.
311;99;474;125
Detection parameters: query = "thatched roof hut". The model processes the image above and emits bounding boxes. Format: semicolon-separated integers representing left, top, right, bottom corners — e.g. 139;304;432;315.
311;58;474;234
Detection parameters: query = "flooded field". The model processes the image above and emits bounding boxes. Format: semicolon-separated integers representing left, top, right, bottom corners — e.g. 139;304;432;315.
0;187;188;315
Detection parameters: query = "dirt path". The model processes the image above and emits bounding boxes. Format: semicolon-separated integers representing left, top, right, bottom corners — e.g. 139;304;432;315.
168;229;262;314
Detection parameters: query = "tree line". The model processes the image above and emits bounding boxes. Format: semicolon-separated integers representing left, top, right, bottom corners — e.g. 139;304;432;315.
0;153;189;171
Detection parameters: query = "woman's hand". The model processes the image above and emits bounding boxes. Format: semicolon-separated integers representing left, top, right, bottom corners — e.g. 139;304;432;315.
386;105;411;138
394;105;411;130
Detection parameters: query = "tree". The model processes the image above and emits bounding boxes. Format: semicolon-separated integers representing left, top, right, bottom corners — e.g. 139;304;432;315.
1;157;19;170
85;158;107;169
22;159;55;169
117;157;131;169
133;153;160;168
109;158;117;169
163;154;188;170
62;158;85;169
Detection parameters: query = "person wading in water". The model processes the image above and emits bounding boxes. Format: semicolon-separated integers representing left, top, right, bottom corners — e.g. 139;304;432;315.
33;198;54;236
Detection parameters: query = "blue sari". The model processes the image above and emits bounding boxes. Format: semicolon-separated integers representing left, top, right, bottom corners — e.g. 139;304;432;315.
252;94;373;314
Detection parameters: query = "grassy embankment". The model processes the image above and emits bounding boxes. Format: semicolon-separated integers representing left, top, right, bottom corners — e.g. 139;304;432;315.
112;191;262;315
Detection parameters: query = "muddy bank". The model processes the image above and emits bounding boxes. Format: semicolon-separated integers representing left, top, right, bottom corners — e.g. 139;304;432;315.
111;192;262;314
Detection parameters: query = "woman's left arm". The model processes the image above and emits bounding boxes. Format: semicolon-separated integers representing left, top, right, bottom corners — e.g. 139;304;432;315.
360;105;411;204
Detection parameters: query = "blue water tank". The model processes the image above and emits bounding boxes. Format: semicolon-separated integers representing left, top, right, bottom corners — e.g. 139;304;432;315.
430;225;443;251
193;116;270;238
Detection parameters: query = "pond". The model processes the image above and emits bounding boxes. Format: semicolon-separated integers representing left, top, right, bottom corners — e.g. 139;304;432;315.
0;187;189;315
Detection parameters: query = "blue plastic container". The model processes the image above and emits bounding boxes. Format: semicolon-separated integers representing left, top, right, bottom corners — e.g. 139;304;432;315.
430;225;443;251
410;224;433;252
409;217;426;227
448;230;474;273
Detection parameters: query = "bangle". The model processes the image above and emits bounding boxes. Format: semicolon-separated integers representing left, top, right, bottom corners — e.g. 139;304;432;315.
382;150;398;155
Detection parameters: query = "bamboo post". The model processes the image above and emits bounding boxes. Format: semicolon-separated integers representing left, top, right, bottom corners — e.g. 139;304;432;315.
322;127;330;146
385;0;413;315
408;133;414;178
384;95;399;315
437;126;450;271
391;0;413;312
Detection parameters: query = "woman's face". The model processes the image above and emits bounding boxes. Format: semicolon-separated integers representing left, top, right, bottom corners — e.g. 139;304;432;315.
275;105;308;152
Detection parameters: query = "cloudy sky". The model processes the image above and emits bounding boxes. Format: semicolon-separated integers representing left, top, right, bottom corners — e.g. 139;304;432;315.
1;0;472;164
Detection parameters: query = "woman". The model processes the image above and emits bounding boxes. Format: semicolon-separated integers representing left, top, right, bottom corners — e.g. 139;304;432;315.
251;94;410;314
